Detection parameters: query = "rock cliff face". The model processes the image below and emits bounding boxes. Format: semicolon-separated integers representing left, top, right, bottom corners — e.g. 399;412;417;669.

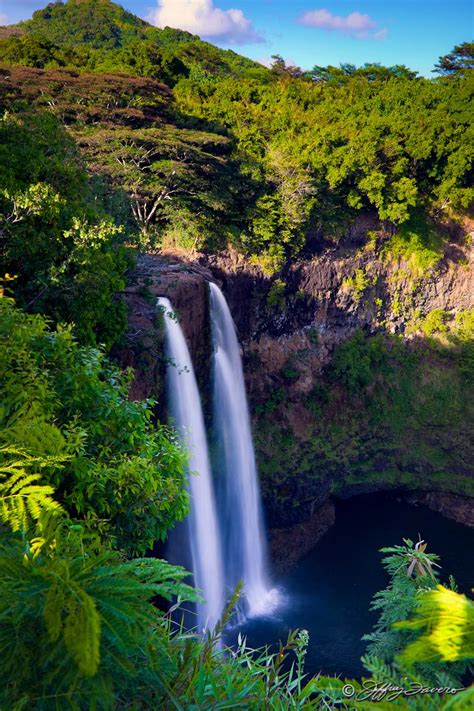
118;217;474;565
115;254;214;405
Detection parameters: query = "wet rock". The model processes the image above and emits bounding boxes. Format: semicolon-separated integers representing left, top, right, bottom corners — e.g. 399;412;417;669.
405;491;474;527
269;500;336;572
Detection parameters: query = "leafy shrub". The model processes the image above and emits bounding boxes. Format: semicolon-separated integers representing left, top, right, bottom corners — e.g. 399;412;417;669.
267;278;286;309
0;297;188;554
362;539;472;692
331;330;388;392
363;539;440;661
343;267;377;303
421;308;449;337
306;383;330;415
0;108;130;347
383;212;444;279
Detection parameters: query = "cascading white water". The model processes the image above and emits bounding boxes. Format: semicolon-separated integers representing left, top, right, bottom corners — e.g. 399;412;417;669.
209;283;278;617
158;297;225;631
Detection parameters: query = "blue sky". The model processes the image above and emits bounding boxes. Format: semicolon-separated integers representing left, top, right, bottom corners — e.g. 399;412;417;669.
1;0;472;76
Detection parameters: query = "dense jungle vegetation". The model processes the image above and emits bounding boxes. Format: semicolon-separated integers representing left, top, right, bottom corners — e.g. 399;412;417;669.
0;0;473;707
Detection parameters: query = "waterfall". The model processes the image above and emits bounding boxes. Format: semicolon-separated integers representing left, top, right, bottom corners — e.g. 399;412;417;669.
158;297;225;632
209;283;278;618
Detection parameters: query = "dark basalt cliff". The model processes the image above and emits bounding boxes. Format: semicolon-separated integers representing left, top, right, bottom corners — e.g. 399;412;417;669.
118;218;474;565
115;254;214;405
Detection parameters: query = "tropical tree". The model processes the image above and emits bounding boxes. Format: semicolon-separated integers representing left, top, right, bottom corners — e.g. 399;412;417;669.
434;42;474;75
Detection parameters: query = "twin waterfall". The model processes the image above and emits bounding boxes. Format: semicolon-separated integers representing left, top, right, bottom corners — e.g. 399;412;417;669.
159;284;276;632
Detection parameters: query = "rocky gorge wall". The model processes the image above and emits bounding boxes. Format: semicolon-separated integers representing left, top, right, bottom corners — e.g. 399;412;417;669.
117;216;474;566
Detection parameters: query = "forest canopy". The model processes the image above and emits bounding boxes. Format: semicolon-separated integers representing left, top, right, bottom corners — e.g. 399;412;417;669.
1;72;472;276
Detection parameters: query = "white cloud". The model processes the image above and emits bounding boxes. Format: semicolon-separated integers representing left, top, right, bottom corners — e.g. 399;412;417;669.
148;0;263;44
0;12;8;25
299;8;387;40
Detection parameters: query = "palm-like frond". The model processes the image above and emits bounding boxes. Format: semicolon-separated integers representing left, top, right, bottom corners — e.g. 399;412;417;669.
0;447;64;533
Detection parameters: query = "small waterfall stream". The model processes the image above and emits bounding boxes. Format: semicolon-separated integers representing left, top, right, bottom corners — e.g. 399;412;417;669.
209;283;277;617
158;297;225;631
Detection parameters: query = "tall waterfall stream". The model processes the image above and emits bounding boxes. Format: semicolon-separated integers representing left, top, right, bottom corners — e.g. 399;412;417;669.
159;286;278;632
210;283;278;619
158;296;225;631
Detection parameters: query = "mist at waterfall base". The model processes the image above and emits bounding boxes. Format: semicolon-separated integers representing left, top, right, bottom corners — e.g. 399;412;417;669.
230;494;474;679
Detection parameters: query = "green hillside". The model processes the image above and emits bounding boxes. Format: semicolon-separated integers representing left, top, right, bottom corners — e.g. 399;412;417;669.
21;0;147;48
0;0;267;81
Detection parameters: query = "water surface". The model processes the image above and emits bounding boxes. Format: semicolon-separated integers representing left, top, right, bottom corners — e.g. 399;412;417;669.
230;494;474;678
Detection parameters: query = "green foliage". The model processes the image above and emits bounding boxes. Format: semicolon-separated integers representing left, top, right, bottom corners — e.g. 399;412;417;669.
0;528;197;709
0;34;69;68
363;539;440;662
343;267;377;303
306;384;330;416
266;278;286;309
0;108;130;347
254;386;286;416
255;323;474;507
3;3;472;266
9;0;266;84
383;212;444;279
451;308;474;382
281;363;300;382
22;0;148;50
0;297;189;554
421;309;448;337
357;543;474;706
1;429;472;711
0;5;473;706
331;330;388;391
0;457;315;710
396;585;474;665
175;69;473;257
0;448;64;532
0;306;196;709
307;62;419;84
78;124;237;247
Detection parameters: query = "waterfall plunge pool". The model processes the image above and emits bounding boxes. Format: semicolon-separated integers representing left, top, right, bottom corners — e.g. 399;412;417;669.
225;493;474;679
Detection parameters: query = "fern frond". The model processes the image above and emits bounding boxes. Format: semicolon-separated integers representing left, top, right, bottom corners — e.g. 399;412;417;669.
0;450;63;533
44;583;65;642
442;686;474;709
396;585;474;664
63;587;101;677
